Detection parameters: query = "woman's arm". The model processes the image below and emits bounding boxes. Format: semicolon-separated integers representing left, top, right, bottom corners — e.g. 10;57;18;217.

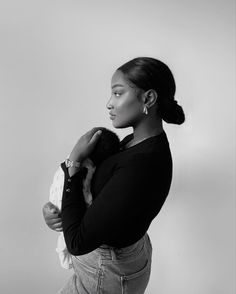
61;153;171;255
42;165;65;232
42;128;102;232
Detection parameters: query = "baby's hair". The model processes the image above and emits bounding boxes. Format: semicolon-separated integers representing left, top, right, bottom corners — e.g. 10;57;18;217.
89;127;120;166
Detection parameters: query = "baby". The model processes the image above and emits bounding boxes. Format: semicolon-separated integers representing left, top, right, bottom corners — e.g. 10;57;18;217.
49;127;120;269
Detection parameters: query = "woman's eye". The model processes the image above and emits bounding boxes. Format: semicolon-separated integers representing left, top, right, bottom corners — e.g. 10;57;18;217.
113;92;121;97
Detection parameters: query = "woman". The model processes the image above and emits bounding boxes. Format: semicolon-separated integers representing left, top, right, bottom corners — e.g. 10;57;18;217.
43;57;185;293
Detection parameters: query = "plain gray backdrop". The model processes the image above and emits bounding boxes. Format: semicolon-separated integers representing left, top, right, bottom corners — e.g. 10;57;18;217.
0;0;235;293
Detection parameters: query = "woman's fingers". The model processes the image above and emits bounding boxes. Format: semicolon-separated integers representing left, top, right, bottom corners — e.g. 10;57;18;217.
51;221;63;231
87;127;103;145
46;216;61;224
42;202;62;231
87;127;103;138
46;212;61;219
90;127;102;133
45;215;61;224
47;217;62;224
46;218;62;231
43;201;59;212
89;129;102;145
69;127;103;161
51;222;62;229
55;228;63;232
43;202;59;218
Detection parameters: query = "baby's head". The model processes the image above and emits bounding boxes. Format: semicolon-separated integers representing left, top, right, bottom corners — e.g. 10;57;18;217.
89;127;120;166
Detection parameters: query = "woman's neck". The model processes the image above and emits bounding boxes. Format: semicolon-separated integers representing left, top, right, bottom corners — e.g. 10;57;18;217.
130;119;164;147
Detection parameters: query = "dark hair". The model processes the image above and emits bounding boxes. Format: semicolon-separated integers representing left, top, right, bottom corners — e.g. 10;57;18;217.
89;127;120;166
117;57;185;125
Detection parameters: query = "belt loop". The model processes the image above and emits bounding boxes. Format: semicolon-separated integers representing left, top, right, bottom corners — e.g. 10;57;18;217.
110;248;117;260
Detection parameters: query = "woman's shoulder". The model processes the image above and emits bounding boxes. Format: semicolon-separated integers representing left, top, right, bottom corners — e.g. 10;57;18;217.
101;131;171;168
119;133;133;149
117;132;171;166
119;131;170;153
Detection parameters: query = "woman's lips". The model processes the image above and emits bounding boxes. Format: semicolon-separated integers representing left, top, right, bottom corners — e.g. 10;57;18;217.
109;113;116;119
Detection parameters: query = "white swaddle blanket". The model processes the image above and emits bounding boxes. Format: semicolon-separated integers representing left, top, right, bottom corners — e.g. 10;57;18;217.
49;158;96;269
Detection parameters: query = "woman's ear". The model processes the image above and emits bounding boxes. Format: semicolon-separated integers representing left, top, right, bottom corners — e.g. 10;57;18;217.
144;89;158;107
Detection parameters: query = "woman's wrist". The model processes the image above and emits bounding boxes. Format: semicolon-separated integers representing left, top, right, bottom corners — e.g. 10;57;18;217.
68;150;84;163
68;166;82;177
65;158;82;168
65;156;84;177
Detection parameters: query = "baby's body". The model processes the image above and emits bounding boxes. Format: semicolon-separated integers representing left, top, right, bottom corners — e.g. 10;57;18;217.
49;158;96;269
49;128;120;269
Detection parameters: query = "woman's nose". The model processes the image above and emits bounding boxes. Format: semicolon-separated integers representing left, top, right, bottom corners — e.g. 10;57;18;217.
106;96;113;110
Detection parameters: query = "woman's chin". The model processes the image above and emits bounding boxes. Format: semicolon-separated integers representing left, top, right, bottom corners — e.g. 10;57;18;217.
112;121;130;129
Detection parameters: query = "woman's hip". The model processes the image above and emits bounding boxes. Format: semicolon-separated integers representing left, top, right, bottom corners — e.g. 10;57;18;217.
70;232;152;293
72;232;152;268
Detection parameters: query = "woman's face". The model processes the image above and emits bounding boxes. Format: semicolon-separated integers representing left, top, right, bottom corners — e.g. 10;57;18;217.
106;70;144;128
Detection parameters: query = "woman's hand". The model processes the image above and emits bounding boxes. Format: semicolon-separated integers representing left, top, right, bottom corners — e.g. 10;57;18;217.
42;202;62;232
69;127;103;162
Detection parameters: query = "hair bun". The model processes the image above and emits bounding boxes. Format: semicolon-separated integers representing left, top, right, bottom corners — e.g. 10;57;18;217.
159;97;185;125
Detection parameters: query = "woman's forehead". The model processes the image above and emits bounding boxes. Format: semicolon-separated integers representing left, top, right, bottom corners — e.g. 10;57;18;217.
111;70;137;91
111;70;125;87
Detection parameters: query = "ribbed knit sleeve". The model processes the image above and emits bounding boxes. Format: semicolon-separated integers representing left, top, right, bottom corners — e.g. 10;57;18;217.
60;149;172;256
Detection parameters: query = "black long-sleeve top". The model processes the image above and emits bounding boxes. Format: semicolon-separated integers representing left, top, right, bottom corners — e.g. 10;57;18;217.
61;131;173;255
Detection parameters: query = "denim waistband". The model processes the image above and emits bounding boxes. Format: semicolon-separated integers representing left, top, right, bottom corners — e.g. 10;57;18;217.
94;233;151;262
98;233;146;251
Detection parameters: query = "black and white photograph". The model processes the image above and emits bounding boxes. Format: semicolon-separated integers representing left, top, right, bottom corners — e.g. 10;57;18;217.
0;0;235;293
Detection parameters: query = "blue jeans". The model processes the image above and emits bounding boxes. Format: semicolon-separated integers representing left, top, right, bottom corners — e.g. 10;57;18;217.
57;232;153;294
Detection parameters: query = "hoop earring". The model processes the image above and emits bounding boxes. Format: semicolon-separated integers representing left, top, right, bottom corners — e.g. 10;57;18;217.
143;105;148;115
